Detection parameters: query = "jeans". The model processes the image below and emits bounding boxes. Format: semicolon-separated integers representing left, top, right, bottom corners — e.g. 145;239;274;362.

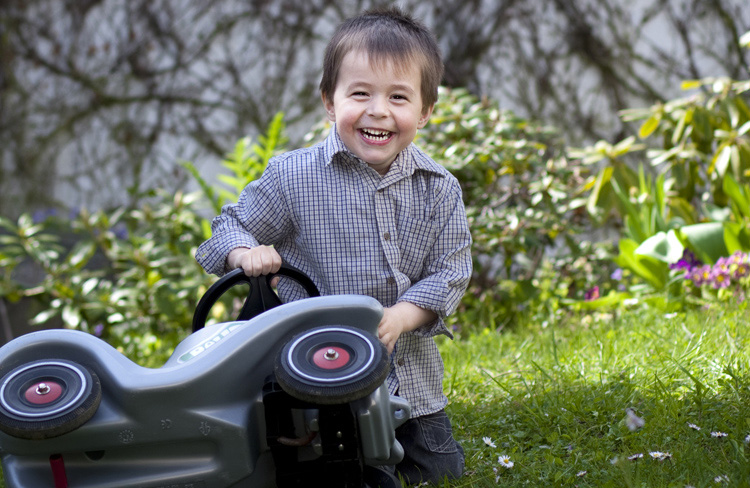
383;409;465;486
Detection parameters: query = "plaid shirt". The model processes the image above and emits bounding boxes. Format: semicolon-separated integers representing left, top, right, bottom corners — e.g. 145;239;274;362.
195;128;472;417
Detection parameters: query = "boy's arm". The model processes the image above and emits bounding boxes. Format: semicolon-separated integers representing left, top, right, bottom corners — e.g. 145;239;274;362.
378;302;437;354
196;159;291;276
396;181;472;338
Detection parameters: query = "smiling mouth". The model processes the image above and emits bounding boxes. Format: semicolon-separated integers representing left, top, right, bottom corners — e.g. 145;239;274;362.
360;128;392;142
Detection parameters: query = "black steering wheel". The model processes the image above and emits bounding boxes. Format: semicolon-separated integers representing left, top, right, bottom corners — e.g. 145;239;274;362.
192;264;320;332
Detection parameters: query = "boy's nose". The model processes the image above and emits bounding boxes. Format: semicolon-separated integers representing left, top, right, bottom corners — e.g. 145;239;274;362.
366;95;389;118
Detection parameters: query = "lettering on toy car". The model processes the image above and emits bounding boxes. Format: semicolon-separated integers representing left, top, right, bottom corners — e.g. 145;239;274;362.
178;323;242;363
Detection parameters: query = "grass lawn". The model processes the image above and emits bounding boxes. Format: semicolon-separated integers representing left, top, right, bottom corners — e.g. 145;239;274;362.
2;305;749;487
442;305;750;487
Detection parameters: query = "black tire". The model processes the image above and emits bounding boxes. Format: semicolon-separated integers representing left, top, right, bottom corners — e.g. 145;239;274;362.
274;326;389;405
363;466;402;488
0;360;101;440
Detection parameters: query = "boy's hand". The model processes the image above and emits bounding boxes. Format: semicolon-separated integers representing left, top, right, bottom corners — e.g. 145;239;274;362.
228;245;282;277
377;307;406;354
377;302;438;354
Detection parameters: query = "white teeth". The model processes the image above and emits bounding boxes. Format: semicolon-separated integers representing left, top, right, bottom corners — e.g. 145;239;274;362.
362;129;391;140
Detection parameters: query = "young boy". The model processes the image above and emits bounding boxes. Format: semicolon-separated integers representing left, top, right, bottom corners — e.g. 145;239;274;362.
195;7;471;485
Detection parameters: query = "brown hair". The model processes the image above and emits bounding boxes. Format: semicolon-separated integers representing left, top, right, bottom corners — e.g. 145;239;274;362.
320;6;443;114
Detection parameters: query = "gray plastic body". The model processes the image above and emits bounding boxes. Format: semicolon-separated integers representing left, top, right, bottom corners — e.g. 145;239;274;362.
0;295;410;487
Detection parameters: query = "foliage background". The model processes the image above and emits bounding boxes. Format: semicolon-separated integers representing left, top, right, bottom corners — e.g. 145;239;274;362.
1;0;748;216
0;0;749;371
0;4;750;487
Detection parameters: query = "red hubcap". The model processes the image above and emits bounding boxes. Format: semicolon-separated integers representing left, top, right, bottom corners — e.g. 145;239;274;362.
24;381;64;405
312;346;351;370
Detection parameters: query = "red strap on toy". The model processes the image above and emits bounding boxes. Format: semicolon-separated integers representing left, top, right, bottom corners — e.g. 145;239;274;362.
49;454;69;488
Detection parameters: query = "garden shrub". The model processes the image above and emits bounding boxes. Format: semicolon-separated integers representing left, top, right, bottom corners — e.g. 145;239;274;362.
420;88;600;330
0;116;286;365
573;73;750;306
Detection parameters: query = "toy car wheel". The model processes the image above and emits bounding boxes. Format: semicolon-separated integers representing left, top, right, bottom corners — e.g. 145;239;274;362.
363;466;401;488
275;326;389;405
0;360;101;440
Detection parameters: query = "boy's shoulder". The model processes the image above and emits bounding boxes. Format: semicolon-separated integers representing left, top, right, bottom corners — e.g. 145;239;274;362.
409;144;462;192
410;144;451;177
270;139;327;169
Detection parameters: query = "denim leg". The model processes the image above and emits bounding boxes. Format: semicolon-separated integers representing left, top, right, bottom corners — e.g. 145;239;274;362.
392;409;465;486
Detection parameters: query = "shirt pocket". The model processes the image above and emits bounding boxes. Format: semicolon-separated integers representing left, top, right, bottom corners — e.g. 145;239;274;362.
397;216;440;279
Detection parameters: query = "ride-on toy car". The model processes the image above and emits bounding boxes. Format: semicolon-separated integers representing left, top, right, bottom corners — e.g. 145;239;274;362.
0;266;409;487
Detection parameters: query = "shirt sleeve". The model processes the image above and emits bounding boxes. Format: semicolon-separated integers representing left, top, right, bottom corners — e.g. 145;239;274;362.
194;158;292;276
397;178;472;338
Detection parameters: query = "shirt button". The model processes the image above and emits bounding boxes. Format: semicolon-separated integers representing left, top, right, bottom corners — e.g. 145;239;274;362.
383;232;391;241
397;358;405;366
386;277;396;285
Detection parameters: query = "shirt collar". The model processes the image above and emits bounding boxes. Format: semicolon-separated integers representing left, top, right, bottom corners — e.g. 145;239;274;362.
323;125;443;177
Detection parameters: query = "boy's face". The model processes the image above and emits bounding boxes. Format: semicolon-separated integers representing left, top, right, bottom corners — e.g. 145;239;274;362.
323;50;433;175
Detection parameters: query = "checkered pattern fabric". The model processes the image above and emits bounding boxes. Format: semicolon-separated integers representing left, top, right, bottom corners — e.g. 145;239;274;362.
196;127;472;416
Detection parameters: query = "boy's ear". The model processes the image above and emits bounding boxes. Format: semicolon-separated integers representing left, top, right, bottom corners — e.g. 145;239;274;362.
417;104;435;129
322;93;336;122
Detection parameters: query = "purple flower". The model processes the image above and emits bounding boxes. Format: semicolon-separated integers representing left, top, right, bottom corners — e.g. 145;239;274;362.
111;222;129;240
93;324;105;337
686;265;711;286
710;268;732;289
611;268;623;280
670;249;702;271
32;208;58;224
732;261;750;280
727;251;746;265
585;286;600;301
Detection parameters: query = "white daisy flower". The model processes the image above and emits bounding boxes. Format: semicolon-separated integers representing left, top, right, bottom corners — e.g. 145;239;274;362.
577;471;587;477
625;408;645;431
483;436;497;448
649;451;672;461
687;423;701;430
498;455;514;468
715;474;729;483
745;434;750;444
711;431;728;438
628;453;643;460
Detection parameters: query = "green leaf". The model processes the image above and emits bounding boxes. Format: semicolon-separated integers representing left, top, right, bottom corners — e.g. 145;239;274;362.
680;222;729;264
181;160;222;215
635;230;684;264
586;166;613;217
713;144;731;178
680;80;703;91
611;177;647;242
614;238;667;289
81;278;99;296
724;222;750;254
62;305;81;328
30;309;59;326
66;241;96;269
723;172;750;218
638;113;661;138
